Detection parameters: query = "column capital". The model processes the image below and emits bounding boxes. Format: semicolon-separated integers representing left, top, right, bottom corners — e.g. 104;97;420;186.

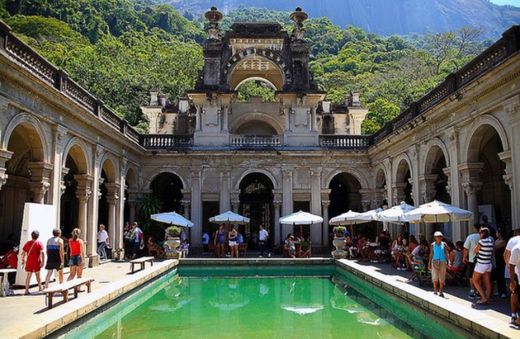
74;174;93;202
53;124;68;151
418;174;437;203
321;200;330;208
461;181;482;196
27;162;53;202
310;166;322;177
273;200;282;207
498;151;513;190
442;167;452;195
105;182;120;205
0;149;13;191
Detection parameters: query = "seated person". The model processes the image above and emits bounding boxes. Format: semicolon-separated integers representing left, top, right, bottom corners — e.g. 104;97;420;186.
147;237;165;258
357;236;367;259
447;241;465;272
391;235;406;269
300;237;312;258
284;234;296;258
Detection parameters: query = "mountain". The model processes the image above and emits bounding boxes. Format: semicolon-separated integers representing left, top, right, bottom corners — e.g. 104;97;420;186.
167;0;520;39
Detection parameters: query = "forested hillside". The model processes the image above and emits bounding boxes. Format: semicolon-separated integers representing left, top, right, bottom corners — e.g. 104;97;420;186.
0;1;490;134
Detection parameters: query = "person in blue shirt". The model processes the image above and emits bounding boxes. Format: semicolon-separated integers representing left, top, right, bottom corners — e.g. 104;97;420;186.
428;231;450;297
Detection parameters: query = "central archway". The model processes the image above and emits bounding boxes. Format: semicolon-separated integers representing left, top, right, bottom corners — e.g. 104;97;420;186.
239;173;274;248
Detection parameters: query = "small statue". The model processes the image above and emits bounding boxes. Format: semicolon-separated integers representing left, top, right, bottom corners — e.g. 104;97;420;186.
205;6;223;40
289;7;308;41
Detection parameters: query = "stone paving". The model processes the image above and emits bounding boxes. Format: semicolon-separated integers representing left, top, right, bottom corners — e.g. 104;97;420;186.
0;259;177;339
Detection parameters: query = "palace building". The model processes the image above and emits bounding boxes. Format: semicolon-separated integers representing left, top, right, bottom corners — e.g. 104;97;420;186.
0;8;519;264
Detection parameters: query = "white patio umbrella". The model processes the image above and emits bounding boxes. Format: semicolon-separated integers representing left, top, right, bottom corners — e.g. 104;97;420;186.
403;200;472;223
377;201;416;223
209;210;250;225
329;210;371;226
279;210;323;235
360;208;383;221
279;210;323;225
151;211;194;227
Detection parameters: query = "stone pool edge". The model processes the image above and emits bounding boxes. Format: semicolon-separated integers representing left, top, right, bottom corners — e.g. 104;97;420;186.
14;259;179;339
336;259;514;339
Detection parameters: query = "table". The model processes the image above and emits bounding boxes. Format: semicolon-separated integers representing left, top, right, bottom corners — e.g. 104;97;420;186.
0;268;16;297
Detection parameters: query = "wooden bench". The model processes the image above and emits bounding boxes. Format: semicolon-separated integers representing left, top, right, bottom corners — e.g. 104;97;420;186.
129;256;154;273
42;278;94;309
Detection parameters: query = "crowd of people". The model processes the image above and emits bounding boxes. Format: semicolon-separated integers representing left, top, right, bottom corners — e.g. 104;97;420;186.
337;223;520;327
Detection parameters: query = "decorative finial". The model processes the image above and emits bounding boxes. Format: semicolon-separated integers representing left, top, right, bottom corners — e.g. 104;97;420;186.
289;7;308;41
205;7;223;40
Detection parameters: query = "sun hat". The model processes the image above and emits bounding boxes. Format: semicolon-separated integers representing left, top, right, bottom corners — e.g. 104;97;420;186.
479;227;489;233
434;231;443;237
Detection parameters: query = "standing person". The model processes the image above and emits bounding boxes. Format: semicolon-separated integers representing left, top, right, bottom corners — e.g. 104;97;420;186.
284;234;296;258
44;228;64;289
508;243;520;327
472;227;494;306
463;224;481;299
68;228;85;281
504;229;520;324
202;232;210;252
214;225;226;258
131;222;143;259
494;229;508;298
123;222;132;259
259;224;269;257
97;224;109;260
228;225;239;258
21;231;45;295
428;231;450;297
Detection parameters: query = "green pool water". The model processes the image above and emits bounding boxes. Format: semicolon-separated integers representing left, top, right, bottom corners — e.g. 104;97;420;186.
59;265;467;339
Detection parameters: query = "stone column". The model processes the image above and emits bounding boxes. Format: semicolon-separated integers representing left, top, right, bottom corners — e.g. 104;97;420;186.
75;174;93;254
282;168;294;239
359;189;373;211
190;170;202;248
89;145;104;266
0;149;13;191
181;198;191;239
222;105;229;132
311;105;318;132
27;162;53;203
442;167;452;198
322;199;330;248
419;174;437;203
195;105;202;131
117;157;128;249
127;190;139;223
391;183;407;204
459;162;484;227
51;126;67;219
273;198;282;247
105;183;120;248
219;170;230;212
310;167;322;245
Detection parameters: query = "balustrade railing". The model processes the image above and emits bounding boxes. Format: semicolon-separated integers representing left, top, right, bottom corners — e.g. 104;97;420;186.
140;134;193;149
319;135;372;149
230;135;282;148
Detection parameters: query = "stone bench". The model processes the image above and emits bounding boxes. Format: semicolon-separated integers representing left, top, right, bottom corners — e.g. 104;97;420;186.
129;256;154;273
42;278;94;309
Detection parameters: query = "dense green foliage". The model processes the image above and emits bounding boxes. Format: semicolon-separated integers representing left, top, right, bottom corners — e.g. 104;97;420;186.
0;3;488;133
236;80;276;102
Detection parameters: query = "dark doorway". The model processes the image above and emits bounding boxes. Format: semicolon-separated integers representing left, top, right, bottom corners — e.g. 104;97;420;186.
150;172;183;213
239;173;274;248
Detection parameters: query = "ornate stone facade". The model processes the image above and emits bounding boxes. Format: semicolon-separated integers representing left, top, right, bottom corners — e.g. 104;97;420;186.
0;15;519;259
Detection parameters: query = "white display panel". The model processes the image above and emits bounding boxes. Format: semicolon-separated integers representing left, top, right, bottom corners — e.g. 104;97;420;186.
15;203;56;286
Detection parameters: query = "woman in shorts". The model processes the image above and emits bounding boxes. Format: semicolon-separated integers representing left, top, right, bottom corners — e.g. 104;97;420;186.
472;227;494;306
228;225;239;258
214;224;226;258
67;228;85;281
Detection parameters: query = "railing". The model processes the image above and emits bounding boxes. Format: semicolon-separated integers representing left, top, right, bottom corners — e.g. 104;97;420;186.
230;135;282;148
372;25;519;144
319;135;372;149
0;20;142;145
140;134;194;149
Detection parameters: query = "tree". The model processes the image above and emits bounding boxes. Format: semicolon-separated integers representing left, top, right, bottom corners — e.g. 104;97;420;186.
361;99;400;134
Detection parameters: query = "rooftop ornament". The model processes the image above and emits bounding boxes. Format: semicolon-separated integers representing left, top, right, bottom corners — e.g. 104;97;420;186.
205;6;223;40
289;7;308;41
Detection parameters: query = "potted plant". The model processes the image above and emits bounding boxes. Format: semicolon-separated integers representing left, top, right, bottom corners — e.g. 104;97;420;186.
164;226;182;258
331;226;347;259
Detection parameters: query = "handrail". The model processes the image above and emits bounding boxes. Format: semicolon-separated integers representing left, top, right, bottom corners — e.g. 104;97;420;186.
319;135;372;149
230;135;282;148
140;134;194;149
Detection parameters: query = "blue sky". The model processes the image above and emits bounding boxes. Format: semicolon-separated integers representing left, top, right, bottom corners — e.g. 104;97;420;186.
490;0;520;6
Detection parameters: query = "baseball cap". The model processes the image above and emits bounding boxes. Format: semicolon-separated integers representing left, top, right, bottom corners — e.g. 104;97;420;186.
434;231;443;237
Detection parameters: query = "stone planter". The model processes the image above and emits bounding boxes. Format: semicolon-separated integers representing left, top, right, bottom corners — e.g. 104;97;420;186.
164;237;181;258
332;237;347;259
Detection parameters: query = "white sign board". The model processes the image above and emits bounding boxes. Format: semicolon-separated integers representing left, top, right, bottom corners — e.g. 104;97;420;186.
15;203;56;286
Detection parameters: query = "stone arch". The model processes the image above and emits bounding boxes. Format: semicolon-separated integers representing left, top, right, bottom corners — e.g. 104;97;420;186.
224;48;288;90
235;77;277;90
393;153;413;184
463;114;510;163
62;137;91;175
125;166;138;190
374;165;388;189
144;169;187;191
234;168;279;190
325;168;369;190
231;112;284;135
423;138;450;175
100;156;118;183
1;113;49;163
